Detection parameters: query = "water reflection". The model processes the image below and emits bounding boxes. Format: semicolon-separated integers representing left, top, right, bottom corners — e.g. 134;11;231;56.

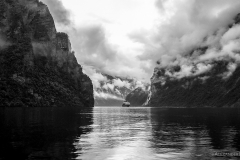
150;108;240;159
75;107;240;160
75;107;154;160
0;107;93;160
1;107;240;160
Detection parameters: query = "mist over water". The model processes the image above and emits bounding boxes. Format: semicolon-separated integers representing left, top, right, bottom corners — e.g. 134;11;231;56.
1;107;240;160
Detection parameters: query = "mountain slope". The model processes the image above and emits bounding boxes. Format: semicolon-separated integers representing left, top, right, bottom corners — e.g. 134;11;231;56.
146;14;240;107
93;72;149;106
0;0;94;107
126;87;149;106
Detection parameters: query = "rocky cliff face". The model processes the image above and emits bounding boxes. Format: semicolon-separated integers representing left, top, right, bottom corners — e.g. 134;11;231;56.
0;0;94;107
146;14;240;108
126;87;148;106
147;62;240;107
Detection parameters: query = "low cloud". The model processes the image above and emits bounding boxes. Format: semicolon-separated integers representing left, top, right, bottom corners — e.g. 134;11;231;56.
198;39;240;63
82;66;108;89
221;24;240;45
83;66;149;100
102;83;115;91
221;63;237;79
165;63;213;79
0;36;10;50
112;78;131;89
94;91;124;100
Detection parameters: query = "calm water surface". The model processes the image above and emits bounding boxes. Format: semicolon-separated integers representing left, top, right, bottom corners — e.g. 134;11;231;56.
1;107;240;160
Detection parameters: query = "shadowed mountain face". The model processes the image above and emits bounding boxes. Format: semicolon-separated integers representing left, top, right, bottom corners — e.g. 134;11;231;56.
148;61;240;107
146;14;240;107
0;0;94;107
126;87;149;106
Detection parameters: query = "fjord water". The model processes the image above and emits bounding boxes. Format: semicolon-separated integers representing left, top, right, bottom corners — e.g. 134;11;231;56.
1;107;240;160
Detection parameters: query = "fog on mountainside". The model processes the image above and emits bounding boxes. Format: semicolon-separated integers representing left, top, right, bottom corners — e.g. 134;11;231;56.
40;0;240;107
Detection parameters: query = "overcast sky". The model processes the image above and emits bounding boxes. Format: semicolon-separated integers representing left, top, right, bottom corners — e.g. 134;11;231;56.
41;0;240;83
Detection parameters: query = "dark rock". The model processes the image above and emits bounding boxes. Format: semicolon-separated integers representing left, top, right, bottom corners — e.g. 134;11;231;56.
0;0;94;107
147;59;240;107
126;87;148;106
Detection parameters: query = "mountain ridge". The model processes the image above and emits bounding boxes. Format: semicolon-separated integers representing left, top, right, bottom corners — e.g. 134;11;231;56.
144;13;240;107
0;0;94;107
125;12;240;107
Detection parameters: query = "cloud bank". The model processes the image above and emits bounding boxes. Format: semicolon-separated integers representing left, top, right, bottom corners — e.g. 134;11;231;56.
131;0;240;80
136;0;240;61
83;66;149;100
45;0;240;84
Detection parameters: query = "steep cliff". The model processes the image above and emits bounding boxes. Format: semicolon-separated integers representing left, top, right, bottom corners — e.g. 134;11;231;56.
126;87;148;106
147;61;240;107
146;14;240;108
0;0;94;107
